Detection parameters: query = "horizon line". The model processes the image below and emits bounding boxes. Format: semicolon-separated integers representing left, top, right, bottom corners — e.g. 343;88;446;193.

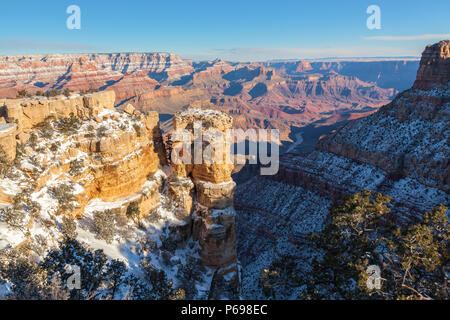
0;51;421;63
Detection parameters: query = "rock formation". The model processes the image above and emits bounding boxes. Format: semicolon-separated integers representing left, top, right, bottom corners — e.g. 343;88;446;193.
268;40;450;225
413;40;450;90
0;90;164;218
168;108;239;287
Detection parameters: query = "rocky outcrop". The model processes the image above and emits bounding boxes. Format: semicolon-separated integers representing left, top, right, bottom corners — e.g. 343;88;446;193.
195;180;236;210
0;91;164;219
413;40;450;90
169;108;239;285
171;108;234;184
2;90;115;134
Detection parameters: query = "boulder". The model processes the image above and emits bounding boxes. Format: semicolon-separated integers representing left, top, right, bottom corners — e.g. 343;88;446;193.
83;90;116;112
119;103;135;115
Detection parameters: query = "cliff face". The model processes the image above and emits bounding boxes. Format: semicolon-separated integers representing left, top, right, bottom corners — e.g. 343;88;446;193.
0;90;164;218
413;40;450;90
168;108;239;289
268;41;449;225
0;91;239;298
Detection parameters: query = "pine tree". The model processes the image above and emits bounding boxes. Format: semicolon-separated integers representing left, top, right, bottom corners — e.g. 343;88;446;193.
93;210;116;243
61;216;78;240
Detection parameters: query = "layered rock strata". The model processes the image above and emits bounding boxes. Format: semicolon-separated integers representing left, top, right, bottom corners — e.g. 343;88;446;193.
0;91;164;218
413;40;450;90
270;41;450;225
168;108;239;284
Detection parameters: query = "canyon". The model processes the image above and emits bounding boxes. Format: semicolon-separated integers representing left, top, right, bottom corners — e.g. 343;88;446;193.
0;41;447;300
0;53;419;146
234;40;449;298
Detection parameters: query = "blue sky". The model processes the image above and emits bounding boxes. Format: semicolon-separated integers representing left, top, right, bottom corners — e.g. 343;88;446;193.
0;0;449;61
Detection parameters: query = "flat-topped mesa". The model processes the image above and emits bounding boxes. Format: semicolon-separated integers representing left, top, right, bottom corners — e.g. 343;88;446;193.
413;40;450;90
169;108;239;286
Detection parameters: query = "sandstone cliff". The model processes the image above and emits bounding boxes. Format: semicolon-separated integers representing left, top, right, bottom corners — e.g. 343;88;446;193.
168;108;239;291
413;40;450;90
0;91;165;219
0;90;239;298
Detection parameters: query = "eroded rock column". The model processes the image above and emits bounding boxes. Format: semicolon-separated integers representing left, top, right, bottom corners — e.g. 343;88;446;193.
170;108;239;284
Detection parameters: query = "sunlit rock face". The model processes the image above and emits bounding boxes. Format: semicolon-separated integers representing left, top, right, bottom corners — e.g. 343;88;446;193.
413;40;450;90
169;108;239;287
0;90;163;218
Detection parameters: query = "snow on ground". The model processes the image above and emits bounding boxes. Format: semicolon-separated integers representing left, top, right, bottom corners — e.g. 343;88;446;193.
0;221;27;250
0;123;15;134
235;176;332;299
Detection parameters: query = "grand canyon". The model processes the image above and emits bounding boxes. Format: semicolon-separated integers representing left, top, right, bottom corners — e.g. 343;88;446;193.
0;37;448;301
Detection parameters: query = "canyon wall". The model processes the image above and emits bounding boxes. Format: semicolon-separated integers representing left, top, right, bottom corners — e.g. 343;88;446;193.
0;53;416;147
0;90;240;294
0;90;164;218
270;40;450;224
0;53;193;96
